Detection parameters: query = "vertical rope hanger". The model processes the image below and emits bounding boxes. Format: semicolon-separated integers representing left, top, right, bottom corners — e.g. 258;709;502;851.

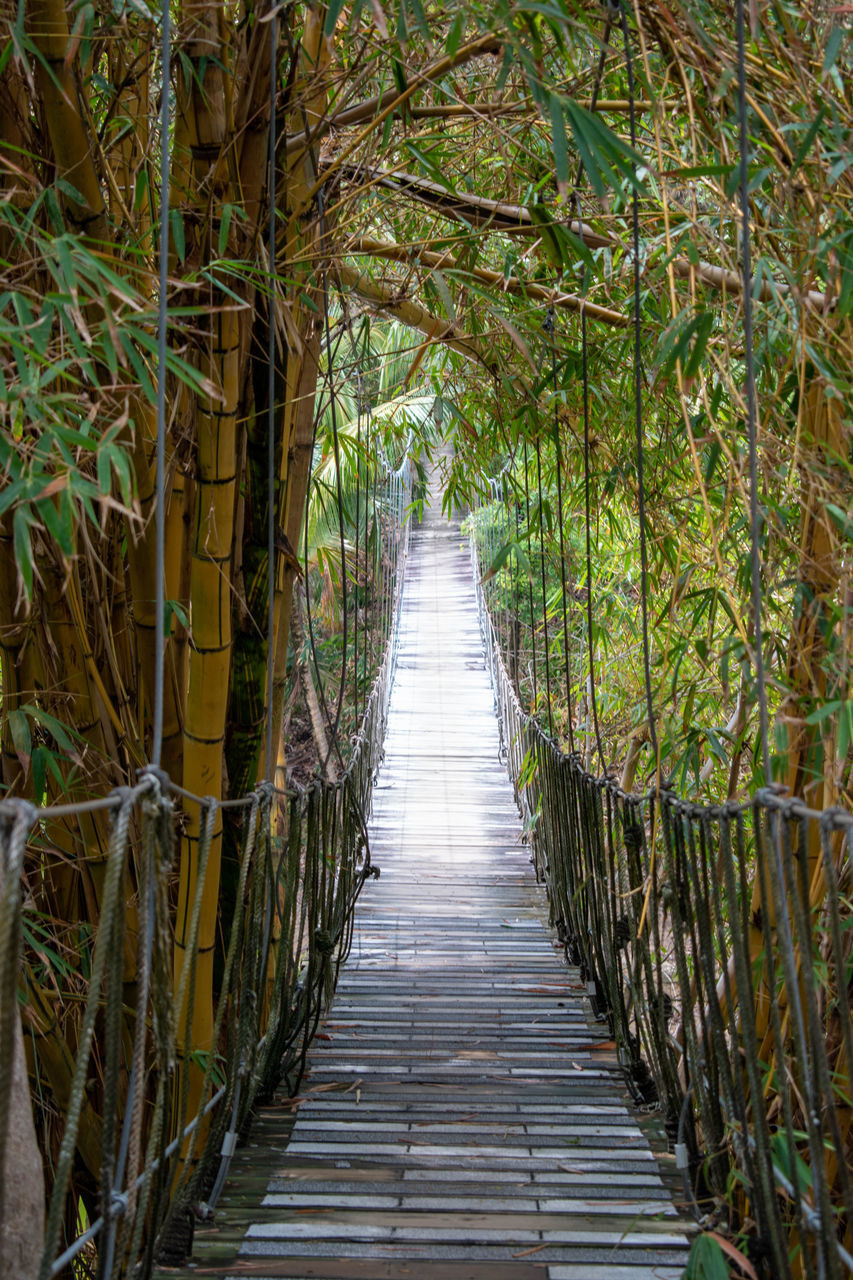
285;28;353;783
534;435;554;737
152;0;172;768
264;7;278;783
580;317;605;765
734;0;826;1247
618;0;659;769
522;441;539;716
734;0;771;785
544;310;576;755
353;375;361;728
571;14;611;768
319;204;350;767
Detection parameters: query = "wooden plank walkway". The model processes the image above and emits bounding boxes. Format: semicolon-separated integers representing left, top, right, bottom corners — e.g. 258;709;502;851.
170;477;691;1280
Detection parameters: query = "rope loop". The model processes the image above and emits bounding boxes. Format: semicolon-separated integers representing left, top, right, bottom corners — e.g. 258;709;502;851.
314;928;335;955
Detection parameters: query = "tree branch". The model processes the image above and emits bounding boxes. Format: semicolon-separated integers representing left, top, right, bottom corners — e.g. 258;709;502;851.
350;165;829;312
336;261;498;372
285;33;502;157
348;234;628;327
346;164;611;247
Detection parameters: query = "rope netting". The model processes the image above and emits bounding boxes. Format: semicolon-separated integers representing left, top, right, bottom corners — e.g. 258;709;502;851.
467;3;852;1270
472;469;853;1280
0;446;412;1280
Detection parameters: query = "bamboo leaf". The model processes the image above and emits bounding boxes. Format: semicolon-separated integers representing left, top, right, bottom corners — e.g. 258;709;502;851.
404;141;455;192
218;203;233;257
823;23;845;74
323;0;346;34
20;704;82;752
548;96;570;198
170;207;186;263
789;108;826;177
684;1232;730;1280
7;709;31;762
445;9;463;57
564;100;605;198
481;540;532;583
13;504;34;597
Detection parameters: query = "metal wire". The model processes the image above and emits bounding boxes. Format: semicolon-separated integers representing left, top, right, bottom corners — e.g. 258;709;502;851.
580;293;605;765
619;1;659;765
318;187;349;770
470;521;853;1276
265;9;278;783
548;318;575;755
17;377;414;1280
734;0;771;784
151;0;171;768
534;434;553;737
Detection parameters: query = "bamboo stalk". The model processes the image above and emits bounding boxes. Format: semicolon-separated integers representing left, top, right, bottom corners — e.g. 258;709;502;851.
22;968;104;1180
348;234;628;326
337;261;498;369
407;98;653;117
175;304;240;1074
273;329;322;792
27;0;109;243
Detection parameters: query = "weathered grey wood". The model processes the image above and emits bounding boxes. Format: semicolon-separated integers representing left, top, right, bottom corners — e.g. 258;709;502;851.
160;475;691;1279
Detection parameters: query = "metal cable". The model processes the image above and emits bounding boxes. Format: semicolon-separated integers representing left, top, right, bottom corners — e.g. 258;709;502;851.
619;1;659;765
151;0;171;768
567;12;612;768
265;10;278;783
534;434;553;736
354;372;362;726
548;316;575;754
580;294;605;765
734;0;771;784
318;187;349;771
522;440;539;717
472;547;853;1275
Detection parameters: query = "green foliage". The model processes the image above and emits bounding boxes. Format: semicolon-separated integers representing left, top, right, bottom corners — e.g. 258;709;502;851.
685;1233;731;1280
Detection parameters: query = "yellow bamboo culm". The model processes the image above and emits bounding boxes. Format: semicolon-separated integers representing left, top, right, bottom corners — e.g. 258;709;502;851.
174;302;240;1122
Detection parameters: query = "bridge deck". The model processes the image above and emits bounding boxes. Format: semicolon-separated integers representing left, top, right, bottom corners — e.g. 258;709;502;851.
174;480;691;1279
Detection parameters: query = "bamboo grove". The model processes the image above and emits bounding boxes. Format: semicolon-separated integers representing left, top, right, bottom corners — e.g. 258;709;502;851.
0;0;851;1274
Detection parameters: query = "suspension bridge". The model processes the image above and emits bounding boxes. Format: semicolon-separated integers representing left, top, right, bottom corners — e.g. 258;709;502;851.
3;2;850;1272
5;440;852;1280
158;468;692;1279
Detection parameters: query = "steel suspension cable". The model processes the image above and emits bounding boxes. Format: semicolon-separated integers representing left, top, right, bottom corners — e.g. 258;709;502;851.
265;9;278;783
370;405;379;671
534;435;553;737
152;0;171;768
354;372;362;727
733;0;830;1260
300;231;357;782
734;0;771;784
522;440;539;717
318;191;350;771
619;0;659;767
570;13;612;767
301;373;349;782
545;310;575;754
579;260;605;766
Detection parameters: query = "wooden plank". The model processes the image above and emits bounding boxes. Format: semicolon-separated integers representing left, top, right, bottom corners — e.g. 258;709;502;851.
156;470;692;1280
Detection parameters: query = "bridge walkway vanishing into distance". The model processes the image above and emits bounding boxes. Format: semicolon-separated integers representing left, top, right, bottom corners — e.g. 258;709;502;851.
160;473;693;1280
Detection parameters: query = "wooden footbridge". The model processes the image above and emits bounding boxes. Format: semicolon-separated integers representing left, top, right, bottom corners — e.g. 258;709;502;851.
162;478;691;1279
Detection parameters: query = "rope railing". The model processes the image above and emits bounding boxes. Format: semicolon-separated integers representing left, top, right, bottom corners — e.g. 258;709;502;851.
470;507;853;1280
0;446;412;1280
